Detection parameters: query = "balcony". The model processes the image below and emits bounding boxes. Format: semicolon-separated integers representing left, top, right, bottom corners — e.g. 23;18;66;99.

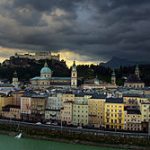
89;114;97;117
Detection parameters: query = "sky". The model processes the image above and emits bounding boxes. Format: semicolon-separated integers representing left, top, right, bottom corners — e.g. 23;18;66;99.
0;0;150;65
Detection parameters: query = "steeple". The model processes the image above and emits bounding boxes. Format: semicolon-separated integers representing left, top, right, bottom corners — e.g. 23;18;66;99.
44;61;48;67
135;65;140;79
111;69;116;85
72;60;76;71
13;71;17;78
71;61;77;88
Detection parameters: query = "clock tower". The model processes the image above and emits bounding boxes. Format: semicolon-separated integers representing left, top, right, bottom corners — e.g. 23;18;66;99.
71;61;77;88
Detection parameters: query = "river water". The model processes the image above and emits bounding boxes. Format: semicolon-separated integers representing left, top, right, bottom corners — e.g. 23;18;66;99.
0;134;123;150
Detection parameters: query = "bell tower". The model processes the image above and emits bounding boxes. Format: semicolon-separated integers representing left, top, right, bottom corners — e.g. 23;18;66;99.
12;71;19;88
71;61;77;88
111;69;116;85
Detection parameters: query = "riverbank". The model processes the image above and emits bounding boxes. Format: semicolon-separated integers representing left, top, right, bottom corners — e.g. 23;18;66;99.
0;128;149;150
0;119;150;150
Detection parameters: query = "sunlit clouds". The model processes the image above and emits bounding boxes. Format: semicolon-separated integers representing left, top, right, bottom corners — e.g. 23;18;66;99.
0;47;101;67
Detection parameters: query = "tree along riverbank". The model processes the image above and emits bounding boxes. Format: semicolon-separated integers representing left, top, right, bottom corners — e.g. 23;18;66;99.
0;123;149;150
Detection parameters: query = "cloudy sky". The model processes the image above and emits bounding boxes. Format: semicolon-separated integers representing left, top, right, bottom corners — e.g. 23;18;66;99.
0;0;150;65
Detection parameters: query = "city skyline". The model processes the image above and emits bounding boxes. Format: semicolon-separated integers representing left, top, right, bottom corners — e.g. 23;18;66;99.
0;0;150;64
0;1;150;149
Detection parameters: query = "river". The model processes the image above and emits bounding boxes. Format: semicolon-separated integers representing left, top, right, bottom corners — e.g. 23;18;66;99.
0;134;123;150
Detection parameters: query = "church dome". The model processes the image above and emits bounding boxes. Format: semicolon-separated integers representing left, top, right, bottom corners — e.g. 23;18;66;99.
40;62;52;74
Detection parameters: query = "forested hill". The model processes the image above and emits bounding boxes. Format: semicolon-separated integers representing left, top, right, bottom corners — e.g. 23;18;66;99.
0;57;70;82
0;57;150;86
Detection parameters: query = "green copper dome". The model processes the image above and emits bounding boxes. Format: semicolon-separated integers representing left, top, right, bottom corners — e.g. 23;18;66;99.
40;62;52;74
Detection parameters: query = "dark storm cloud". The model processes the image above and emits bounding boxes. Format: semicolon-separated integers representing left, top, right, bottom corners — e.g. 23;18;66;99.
0;0;150;62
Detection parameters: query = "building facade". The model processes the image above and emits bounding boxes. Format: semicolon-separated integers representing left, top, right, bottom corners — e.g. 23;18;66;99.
105;98;125;130
124;108;142;131
72;97;88;126
61;101;73;125
88;95;106;128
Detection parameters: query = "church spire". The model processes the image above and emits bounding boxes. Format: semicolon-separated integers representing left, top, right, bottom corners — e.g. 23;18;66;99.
72;60;76;71
135;65;140;79
13;71;17;78
44;61;48;67
111;69;116;85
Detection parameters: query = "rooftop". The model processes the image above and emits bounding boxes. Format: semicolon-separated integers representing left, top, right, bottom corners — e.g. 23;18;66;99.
91;93;107;99
106;98;124;103
126;74;144;83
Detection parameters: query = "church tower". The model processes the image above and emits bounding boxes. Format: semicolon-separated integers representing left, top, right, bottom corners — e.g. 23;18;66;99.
12;71;19;88
71;61;77;88
135;65;140;79
111;69;116;85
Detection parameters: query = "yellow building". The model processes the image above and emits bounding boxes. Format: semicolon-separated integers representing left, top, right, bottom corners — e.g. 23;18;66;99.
2;105;21;120
61;101;73;125
0;94;14;113
60;93;75;125
88;95;106;128
105;98;124;130
124;108;142;131
72;97;88;126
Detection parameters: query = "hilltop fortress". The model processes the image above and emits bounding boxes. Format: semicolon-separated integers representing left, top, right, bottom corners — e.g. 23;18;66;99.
14;51;60;61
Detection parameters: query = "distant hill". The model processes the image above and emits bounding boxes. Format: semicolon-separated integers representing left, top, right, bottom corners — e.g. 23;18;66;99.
101;57;149;68
0;57;70;82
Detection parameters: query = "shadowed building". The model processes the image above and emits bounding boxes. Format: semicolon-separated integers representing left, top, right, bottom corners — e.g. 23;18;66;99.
88;94;106;128
124;65;145;89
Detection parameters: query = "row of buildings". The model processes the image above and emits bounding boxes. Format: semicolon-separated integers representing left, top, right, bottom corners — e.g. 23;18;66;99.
11;60;145;91
0;89;149;132
0;54;149;133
